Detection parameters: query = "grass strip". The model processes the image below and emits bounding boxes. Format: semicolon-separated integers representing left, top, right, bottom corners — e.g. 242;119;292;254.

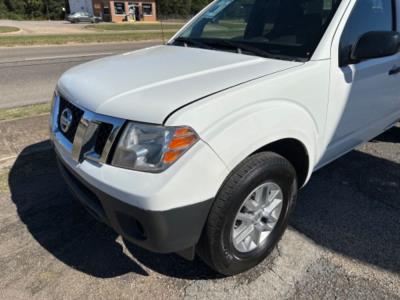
0;103;51;122
0;31;175;47
86;23;183;31
0;26;20;34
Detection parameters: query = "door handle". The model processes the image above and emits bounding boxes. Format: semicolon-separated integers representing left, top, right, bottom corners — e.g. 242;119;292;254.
389;66;400;75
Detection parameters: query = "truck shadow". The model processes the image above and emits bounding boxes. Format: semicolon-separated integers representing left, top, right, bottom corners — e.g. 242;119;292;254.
6;126;400;279
6;142;219;280
372;125;400;143
292;127;400;274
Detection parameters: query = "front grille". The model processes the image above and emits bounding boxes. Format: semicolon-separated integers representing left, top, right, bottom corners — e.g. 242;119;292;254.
94;123;114;155
54;94;124;164
58;96;84;143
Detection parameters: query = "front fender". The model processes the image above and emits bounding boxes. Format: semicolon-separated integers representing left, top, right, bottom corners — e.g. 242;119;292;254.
209;100;317;179
169;99;319;185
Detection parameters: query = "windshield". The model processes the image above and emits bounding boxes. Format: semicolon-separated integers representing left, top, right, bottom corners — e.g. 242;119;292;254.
171;0;342;61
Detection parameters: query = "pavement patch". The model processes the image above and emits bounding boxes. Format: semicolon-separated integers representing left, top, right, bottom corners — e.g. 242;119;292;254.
0;114;51;170
289;257;400;300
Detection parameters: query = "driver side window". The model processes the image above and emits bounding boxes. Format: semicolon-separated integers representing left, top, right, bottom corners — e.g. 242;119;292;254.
339;0;395;66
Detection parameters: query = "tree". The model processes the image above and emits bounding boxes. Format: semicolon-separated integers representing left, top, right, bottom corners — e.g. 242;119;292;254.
44;0;64;19
0;0;64;20
157;0;213;18
190;0;211;14
24;0;42;19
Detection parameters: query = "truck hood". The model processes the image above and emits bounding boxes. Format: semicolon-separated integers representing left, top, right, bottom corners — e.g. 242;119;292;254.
58;45;302;124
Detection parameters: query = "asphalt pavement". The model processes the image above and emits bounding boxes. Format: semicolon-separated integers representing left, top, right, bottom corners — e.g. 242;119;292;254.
0;42;160;109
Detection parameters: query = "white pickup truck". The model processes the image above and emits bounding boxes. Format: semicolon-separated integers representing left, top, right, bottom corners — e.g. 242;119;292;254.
50;0;400;275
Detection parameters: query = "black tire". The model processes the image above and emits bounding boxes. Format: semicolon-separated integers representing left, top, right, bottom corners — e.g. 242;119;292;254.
197;152;298;275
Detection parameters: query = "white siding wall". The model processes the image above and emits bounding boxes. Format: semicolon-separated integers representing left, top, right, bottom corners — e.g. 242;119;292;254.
69;0;93;14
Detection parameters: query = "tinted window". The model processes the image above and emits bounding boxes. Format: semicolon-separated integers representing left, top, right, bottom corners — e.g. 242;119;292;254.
340;0;394;66
143;4;153;16
176;0;342;61
114;2;125;15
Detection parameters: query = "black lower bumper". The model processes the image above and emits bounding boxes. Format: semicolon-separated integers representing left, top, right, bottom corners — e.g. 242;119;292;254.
56;158;213;255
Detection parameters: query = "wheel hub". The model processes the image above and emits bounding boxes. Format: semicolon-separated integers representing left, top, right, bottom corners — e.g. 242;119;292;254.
231;182;283;253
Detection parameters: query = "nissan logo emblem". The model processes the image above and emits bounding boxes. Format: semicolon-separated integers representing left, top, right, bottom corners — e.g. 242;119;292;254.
60;108;73;133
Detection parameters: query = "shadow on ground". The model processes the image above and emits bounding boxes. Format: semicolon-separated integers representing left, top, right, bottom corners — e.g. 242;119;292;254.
292;126;400;274
372;125;400;143
6;126;400;279
7;141;219;280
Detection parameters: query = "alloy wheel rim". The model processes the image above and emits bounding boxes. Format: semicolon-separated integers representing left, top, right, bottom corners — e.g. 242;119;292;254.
231;182;284;253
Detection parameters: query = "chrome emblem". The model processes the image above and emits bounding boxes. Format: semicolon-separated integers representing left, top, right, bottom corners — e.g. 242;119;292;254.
60;108;73;133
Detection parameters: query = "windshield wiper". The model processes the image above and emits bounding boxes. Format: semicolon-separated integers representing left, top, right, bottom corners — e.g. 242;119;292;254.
172;37;214;50
173;37;302;61
196;38;301;61
203;39;269;56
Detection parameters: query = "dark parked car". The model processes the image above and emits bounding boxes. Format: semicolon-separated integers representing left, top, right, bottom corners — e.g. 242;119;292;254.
67;12;102;23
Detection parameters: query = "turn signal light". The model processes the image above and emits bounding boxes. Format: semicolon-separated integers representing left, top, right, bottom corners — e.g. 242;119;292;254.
163;150;184;164
168;135;198;150
162;127;198;164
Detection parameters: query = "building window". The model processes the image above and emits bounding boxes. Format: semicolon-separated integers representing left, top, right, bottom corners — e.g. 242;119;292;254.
142;3;153;16
114;2;125;15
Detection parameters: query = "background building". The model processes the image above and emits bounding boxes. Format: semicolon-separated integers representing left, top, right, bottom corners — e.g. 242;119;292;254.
69;0;94;15
69;0;157;22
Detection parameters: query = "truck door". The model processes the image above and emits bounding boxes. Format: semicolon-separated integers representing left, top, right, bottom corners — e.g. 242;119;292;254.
322;0;400;164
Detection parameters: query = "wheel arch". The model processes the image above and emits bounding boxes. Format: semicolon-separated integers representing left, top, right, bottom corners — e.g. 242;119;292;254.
252;138;310;188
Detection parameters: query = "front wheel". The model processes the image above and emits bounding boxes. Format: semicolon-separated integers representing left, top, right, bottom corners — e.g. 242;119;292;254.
197;152;298;275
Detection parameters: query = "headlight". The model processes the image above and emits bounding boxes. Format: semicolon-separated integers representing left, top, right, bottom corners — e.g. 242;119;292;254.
49;90;59;132
111;122;199;172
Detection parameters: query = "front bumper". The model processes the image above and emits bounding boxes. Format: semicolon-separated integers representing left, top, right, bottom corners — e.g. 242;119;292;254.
50;95;229;254
57;157;213;253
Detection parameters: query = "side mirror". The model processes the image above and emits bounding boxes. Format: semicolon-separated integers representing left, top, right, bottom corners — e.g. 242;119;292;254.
351;31;400;62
